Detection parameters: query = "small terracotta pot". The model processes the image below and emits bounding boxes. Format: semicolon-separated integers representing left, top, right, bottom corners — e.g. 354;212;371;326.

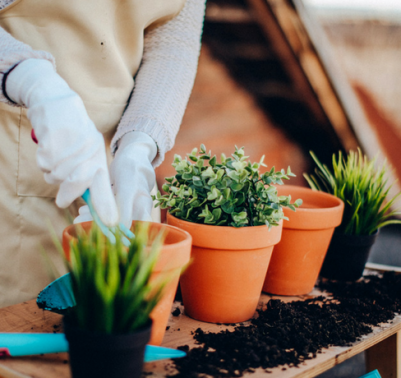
263;185;344;296
167;213;283;323
62;221;191;346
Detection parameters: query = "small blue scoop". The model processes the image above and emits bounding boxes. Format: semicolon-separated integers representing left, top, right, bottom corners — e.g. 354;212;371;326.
37;273;75;314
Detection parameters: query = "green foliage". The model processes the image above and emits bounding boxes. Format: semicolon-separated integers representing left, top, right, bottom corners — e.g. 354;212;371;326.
154;145;302;228
304;149;401;235
65;223;169;334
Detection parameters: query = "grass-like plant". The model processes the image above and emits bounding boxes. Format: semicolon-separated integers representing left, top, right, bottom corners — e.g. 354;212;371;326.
63;223;169;334
153;145;302;228
304;149;401;235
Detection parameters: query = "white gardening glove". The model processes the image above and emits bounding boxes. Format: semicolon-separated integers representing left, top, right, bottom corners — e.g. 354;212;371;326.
111;131;157;228
6;58;118;226
73;205;93;224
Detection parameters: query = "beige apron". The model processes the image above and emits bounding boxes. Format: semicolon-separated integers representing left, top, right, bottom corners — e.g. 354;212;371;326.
0;0;185;307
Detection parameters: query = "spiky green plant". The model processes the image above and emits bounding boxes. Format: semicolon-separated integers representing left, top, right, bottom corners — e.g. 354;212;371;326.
64;223;170;334
153;145;302;228
304;149;401;235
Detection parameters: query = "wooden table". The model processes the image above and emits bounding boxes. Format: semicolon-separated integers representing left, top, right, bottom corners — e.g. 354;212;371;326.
0;266;400;378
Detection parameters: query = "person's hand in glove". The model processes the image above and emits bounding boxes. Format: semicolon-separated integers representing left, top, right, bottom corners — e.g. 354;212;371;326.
5;58;118;226
74;131;157;227
111;131;157;227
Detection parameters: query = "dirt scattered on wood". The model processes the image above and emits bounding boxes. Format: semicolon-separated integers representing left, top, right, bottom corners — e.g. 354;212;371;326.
167;272;401;378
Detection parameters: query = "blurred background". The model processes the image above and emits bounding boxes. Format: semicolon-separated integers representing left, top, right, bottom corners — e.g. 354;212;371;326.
155;0;401;376
156;0;401;209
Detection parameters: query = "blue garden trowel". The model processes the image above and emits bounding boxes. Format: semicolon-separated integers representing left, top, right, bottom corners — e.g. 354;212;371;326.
0;333;185;362
37;273;75;314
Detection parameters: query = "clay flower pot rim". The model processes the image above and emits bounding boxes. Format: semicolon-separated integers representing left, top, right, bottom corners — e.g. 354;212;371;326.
167;211;280;231
63;221;192;272
276;185;344;230
167;212;283;250
278;185;344;211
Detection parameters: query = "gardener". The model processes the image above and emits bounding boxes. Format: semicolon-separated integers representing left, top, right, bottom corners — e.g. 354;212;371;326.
0;0;206;307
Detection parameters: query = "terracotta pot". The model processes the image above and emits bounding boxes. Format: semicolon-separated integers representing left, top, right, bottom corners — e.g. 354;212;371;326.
167;213;283;323
62;221;191;346
263;185;344;296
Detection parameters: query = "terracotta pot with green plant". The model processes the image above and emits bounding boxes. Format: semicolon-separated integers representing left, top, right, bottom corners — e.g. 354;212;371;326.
62;220;191;346
61;223;180;378
262;185;344;296
154;145;301;323
304;149;401;281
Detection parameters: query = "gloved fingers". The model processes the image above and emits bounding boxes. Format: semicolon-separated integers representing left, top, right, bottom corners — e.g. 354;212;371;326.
73;205;93;224
56;177;89;209
90;170;119;227
116;191;153;228
115;186;135;229
33;102;102;183
42;137;101;186
110;131;157;226
130;192;154;222
113;169;155;227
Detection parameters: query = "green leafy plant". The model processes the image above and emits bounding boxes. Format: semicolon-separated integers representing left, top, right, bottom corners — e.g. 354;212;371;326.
63;224;169;334
304;149;401;235
153;145;302;228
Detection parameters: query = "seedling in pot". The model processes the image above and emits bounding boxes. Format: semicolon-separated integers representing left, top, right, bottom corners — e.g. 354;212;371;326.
63;223;169;334
55;223;185;378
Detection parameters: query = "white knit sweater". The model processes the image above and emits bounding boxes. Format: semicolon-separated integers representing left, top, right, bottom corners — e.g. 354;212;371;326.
0;0;205;167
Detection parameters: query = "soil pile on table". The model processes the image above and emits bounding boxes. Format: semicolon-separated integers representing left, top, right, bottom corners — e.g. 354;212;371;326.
167;272;401;378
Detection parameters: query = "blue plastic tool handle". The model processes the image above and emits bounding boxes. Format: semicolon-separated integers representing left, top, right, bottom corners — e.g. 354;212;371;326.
81;189;117;244
0;333;68;356
144;345;186;362
359;370;381;378
0;333;186;362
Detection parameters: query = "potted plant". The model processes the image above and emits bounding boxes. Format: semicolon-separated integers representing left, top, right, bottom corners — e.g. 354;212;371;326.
153;145;301;323
262;185;344;295
61;223;187;378
62;221;191;346
304;149;401;281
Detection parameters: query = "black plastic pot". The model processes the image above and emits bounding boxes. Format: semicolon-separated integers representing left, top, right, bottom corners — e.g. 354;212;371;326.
64;319;151;378
319;230;379;281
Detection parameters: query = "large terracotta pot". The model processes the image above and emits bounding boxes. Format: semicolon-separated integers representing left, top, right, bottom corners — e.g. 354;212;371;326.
62;221;192;346
167;213;282;323
263;185;344;296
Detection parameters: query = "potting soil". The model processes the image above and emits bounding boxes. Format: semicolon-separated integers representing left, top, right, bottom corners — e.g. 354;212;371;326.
166;272;401;378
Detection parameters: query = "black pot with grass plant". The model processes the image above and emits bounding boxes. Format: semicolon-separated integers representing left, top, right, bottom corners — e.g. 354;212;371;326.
62;223;167;378
304;149;401;281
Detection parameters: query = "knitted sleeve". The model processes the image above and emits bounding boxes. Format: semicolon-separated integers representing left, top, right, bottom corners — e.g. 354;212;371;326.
110;0;206;168
0;26;56;104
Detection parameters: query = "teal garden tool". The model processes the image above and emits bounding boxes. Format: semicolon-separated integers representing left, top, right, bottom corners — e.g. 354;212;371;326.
0;333;186;362
359;371;381;378
81;188;134;246
37;273;75;314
